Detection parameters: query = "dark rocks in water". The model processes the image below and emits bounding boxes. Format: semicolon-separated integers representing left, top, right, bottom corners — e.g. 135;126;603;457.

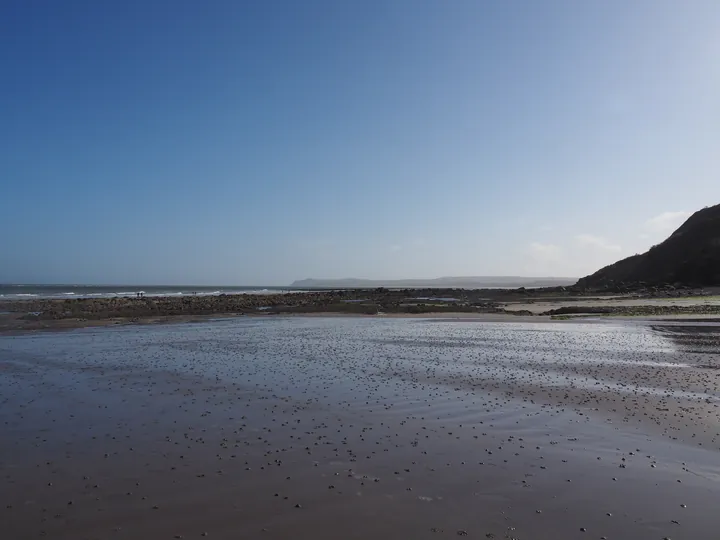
508;309;533;316
543;304;720;317
578;203;720;289
0;289;514;321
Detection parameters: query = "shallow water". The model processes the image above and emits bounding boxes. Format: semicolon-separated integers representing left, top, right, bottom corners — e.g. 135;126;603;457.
0;284;299;300
1;318;719;539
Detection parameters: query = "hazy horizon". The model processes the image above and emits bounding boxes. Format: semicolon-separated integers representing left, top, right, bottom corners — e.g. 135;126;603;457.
1;274;579;288
3;1;719;284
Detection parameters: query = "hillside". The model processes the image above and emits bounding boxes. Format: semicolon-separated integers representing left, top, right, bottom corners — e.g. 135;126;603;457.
578;204;720;289
290;276;577;289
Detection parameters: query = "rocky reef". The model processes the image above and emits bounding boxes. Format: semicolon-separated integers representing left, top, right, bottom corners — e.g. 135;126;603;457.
0;288;512;321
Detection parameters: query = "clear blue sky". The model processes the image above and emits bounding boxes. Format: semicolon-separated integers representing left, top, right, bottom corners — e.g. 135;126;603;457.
2;1;719;285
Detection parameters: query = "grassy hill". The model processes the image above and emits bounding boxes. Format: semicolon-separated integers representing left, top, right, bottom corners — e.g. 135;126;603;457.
578;204;720;288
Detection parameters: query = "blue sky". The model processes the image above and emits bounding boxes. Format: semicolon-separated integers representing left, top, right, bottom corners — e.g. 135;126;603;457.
2;1;719;285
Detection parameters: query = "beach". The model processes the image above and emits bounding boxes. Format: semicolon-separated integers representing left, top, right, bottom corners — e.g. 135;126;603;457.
2;316;719;539
2;287;720;335
4;0;719;537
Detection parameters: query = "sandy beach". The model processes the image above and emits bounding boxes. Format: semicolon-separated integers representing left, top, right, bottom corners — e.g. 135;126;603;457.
2;316;719;539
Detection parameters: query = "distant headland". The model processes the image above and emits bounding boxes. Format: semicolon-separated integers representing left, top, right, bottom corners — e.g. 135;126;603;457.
290;276;577;289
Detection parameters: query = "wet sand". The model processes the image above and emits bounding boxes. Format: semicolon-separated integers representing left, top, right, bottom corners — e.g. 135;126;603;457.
2;317;719;539
0;311;551;336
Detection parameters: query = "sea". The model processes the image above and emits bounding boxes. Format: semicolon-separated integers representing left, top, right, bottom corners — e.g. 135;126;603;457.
0;284;299;300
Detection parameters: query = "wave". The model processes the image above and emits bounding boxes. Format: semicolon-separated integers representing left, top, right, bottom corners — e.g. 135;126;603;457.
1;287;298;300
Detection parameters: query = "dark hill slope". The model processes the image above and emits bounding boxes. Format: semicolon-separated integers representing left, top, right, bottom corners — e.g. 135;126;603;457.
578;204;720;288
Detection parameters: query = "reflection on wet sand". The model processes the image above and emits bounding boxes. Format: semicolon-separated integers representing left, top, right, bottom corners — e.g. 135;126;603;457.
1;318;719;539
653;324;720;357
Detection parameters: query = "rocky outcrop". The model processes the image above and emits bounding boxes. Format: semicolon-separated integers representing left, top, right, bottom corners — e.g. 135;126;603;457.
543;304;720;317
0;289;513;320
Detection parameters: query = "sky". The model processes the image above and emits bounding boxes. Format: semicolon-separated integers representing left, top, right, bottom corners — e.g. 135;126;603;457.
2;1;719;285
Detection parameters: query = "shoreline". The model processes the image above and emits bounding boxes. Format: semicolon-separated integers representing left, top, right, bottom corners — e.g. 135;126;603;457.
0;311;553;335
3;309;720;336
2;287;720;334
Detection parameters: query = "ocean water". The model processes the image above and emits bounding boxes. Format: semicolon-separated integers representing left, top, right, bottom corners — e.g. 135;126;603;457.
0;284;299;300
